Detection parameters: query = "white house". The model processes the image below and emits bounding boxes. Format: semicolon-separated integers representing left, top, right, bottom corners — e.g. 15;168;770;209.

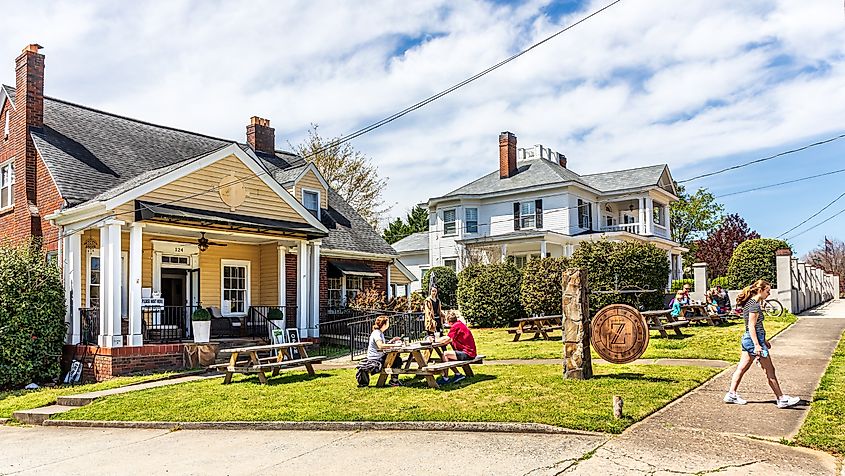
392;232;429;293
395;131;686;288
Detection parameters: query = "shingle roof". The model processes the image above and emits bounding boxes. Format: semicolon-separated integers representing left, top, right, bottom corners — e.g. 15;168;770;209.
7;85;393;256
392;232;429;253
580;164;669;193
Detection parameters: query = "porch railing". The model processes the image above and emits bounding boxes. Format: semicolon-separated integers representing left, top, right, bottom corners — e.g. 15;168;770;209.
601;222;641;234
247;305;298;339
79;308;99;345
143;305;198;343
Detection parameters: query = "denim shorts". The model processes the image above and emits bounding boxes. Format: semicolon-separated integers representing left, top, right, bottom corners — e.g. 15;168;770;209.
741;330;767;356
454;351;472;361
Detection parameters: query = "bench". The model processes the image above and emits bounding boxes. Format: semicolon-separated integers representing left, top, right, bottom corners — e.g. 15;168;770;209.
424;355;485;377
253;356;324;370
507;316;563;341
642;310;688;338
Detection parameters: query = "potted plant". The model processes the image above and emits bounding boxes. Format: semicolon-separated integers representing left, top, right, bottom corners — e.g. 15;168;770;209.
267;308;285;339
192;308;212;343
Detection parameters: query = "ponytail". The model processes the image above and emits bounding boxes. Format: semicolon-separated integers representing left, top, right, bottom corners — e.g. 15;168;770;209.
373;316;389;331
735;279;771;308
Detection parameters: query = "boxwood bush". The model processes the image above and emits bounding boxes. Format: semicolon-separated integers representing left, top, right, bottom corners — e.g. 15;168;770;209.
520;257;570;316
726;238;790;288
670;278;695;292
571;241;670;312
421;266;458;307
0;241;67;388
457;263;524;327
709;276;731;289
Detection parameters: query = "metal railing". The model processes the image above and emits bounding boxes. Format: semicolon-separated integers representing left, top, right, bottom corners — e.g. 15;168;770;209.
79;308;99;345
248;305;298;339
317;311;426;359
143;305;198;342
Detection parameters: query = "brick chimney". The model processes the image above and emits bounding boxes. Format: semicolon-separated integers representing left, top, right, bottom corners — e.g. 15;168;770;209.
499;131;517;179
13;44;45;237
558;154;567;168
246;116;275;154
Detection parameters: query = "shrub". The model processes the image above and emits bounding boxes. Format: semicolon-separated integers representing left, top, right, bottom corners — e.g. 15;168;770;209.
0;241;66;388
709;276;731;289
520;257;570;316
421;266;458;307
670;279;695;292
726;238;790;288
266;308;284;321
191;308;211;321
348;287;386;310
571;240;670;312
457;263;524;327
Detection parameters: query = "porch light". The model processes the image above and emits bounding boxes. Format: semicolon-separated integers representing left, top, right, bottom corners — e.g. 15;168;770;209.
198;242;209;252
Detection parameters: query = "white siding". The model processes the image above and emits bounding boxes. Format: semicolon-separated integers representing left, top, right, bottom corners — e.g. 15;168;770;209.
398;252;429;292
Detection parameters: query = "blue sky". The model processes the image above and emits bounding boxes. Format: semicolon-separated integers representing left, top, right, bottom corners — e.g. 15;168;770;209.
0;0;842;256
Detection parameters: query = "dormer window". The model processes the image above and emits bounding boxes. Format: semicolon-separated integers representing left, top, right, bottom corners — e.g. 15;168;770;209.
302;189;320;219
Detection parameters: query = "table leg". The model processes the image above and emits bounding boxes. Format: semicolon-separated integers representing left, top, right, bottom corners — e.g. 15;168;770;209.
512;321;524;342
411;350;438;388
462;364;474;378
249;351;268;385
222;351;238;384
300;344;315;375
376;352;397;387
650;316;669;338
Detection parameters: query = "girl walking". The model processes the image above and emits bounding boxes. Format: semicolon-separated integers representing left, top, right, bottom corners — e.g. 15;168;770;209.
724;279;800;408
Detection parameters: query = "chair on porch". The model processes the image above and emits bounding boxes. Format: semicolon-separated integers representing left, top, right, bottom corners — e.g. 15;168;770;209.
209;306;242;338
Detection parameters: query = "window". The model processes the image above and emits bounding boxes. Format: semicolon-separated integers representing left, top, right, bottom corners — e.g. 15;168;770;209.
465;208;478;234
303;190;320;218
513;254;539;269
0;161;14;210
161;255;189;265
653;203;664;226
345;276;363;303
577;199;592;229
444;259;457;272
327;277;342;308
520;201;535;229
222;261;250;315
46;251;58;266
443;209;456;235
3;111;8;140
88;255;101;309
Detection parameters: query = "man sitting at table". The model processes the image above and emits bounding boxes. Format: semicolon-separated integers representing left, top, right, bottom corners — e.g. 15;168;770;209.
435;314;477;384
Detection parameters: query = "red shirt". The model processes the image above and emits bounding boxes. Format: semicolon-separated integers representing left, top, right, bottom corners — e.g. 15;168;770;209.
447;321;477;358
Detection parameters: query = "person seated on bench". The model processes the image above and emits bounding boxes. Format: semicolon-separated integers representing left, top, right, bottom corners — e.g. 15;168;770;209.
715;285;731;314
670;290;684;318
435;314;477;385
366;316;404;387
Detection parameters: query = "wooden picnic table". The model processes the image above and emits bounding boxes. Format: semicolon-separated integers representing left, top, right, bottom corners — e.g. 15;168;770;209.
682;304;722;326
375;341;484;389
209;342;325;385
507;315;563;341
641;310;688;338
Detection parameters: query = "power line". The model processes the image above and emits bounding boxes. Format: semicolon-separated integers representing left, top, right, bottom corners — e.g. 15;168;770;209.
714;167;845;199
778;192;845;238
679;132;845;183
785;205;845;241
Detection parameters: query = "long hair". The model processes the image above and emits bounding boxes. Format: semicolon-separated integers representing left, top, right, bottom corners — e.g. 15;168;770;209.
372;316;390;331
735;279;771;308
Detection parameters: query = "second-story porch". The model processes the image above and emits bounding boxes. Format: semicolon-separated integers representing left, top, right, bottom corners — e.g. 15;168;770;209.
594;197;671;240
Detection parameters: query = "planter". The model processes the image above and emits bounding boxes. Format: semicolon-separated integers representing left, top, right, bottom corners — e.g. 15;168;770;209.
192;320;211;343
269;320;285;341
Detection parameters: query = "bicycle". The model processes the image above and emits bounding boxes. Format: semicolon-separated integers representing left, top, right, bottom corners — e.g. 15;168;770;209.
762;299;785;318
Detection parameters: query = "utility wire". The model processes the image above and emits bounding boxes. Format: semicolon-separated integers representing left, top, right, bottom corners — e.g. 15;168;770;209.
785;205;845;241
778;192;845;238
714;167;845;199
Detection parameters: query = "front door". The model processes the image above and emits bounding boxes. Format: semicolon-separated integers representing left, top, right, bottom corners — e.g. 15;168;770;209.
161;269;188;336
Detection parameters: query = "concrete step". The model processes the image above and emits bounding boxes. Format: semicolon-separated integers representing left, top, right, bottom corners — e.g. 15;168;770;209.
56;374;213;407
13;405;77;425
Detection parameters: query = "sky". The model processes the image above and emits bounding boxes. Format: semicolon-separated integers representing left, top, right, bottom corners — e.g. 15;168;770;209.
1;0;843;256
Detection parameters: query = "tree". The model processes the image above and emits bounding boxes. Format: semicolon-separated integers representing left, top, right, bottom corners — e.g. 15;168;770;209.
670;184;724;273
294;124;388;229
805;237;845;296
695;214;760;279
383;206;428;244
726;238;790;288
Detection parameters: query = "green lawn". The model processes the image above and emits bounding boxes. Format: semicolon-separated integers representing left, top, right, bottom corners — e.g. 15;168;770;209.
0;373;175;419
474;313;797;363
56;364;716;433
795;330;845;455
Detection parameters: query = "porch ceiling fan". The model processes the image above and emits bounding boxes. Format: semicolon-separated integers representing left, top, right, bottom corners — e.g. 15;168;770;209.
197;232;227;252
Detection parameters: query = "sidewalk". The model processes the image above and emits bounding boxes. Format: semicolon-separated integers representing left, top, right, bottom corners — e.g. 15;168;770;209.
572;300;845;475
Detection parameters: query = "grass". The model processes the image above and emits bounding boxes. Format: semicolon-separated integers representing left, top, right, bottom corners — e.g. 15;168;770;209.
55;364;717;433
795;330;845;456
474;313;797;363
0;373;175;419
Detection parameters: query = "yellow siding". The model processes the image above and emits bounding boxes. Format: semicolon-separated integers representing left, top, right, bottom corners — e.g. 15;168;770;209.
390;263;412;285
259;244;279;305
138;154;308;223
295;169;328;209
198;242;262;308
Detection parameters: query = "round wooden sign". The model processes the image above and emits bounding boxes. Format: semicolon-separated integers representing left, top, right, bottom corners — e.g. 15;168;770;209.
218;174;246;211
590;304;649;364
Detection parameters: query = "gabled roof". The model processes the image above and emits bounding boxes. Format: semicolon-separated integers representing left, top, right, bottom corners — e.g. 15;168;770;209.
321;188;396;256
392;231;429;254
580;164;673;195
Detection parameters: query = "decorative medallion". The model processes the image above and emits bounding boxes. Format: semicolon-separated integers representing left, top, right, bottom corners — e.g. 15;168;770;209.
590;304;649;364
218;173;246;211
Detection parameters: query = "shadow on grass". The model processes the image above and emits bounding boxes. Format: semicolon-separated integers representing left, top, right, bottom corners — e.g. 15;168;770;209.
511;336;562;343
592;373;681;384
372;374;497;391
252;372;333;386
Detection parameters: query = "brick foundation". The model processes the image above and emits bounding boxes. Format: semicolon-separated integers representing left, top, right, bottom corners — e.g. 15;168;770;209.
63;344;186;382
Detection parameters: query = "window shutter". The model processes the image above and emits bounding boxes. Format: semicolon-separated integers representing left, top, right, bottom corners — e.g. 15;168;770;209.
577;199;584;228
535;199;543;229
588;202;593;229
513;203;520;230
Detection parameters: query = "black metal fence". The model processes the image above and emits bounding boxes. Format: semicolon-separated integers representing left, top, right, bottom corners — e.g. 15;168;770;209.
317;311;425;359
248;305;298;339
142;305;199;342
79;308;99;345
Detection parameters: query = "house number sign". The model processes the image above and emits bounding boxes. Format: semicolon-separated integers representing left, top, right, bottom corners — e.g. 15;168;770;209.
218;173;246;211
590;304;649;364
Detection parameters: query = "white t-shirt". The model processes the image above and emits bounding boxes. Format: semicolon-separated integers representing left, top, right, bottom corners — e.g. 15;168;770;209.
367;329;385;361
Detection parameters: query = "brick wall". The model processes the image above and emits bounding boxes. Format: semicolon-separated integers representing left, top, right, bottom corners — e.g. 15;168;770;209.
319;257;389;311
63;344;186;382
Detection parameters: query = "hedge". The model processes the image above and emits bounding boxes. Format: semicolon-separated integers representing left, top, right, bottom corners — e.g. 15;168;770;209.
457;263;524;327
726;238;790;288
0;241;67;388
709;276;731;289
670;279;694;292
421;266;458;307
520;257;570;316
571;240;670;312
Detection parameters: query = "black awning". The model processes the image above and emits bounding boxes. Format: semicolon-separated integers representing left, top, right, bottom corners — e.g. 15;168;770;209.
328;260;382;278
135;200;327;239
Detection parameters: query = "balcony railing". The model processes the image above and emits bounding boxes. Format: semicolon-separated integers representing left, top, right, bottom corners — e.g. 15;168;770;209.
601;222;642;234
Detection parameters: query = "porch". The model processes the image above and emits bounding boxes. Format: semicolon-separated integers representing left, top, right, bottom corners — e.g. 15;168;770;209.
595;197;671;240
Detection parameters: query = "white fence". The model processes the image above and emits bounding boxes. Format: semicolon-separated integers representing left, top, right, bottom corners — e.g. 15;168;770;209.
691;249;839;314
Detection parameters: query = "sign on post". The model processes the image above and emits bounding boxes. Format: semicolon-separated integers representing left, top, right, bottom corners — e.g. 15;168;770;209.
590;304;649;364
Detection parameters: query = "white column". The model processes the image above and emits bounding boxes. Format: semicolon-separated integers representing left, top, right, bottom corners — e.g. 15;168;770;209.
540;240;547;259
99;220;124;347
644;197;654;236
676;254;684;279
128;223;144;346
590;202;600;231
64;232;82;344
310;241;321;339
500;244;507;263
386;263;393;299
667;250;673;289
297;240;309;336
98;225;110;347
278;245;286;309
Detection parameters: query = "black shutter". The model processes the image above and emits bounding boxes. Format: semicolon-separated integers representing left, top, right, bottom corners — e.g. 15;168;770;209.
577;199;584;228
588;202;593;230
513;203;521;230
535;199;543;229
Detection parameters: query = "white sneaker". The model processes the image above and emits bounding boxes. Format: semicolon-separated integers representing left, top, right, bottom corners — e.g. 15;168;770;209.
724;392;747;405
777;395;800;408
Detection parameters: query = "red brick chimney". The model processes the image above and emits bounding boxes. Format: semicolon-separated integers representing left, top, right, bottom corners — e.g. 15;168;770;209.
499;131;517;179
246;116;275;154
13;44;45;237
558;154;567;168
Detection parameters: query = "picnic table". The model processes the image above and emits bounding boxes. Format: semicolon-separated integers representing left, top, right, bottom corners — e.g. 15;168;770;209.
209;342;325;384
641;310;688;338
682;304;722;326
376;341;484;389
507;315;563;341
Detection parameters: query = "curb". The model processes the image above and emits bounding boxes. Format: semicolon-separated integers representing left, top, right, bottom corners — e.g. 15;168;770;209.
42;419;606;436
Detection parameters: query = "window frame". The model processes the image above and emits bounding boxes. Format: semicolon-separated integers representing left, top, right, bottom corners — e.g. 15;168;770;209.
301;188;321;220
221;259;251;317
443;258;457;272
345;275;363;303
442;209;457;236
577;199;592;229
327;276;343;309
653;202;665;227
86;249;129;314
520;201;536;229
464;207;478;234
0;159;15;211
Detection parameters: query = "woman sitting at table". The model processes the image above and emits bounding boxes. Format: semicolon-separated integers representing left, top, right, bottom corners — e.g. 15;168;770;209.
366;316;404;387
